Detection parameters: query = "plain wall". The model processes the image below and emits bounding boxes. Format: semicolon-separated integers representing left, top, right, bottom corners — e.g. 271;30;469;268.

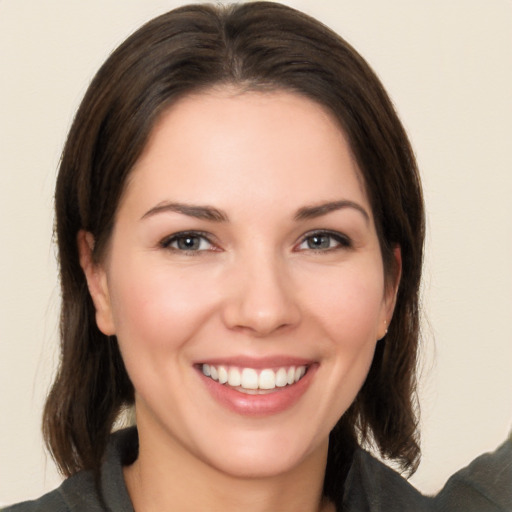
1;0;511;505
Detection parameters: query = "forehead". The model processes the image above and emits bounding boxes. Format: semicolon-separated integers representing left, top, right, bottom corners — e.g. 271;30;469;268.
122;88;370;218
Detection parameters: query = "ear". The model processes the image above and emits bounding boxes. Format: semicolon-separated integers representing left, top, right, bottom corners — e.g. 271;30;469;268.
77;230;116;335
378;246;402;340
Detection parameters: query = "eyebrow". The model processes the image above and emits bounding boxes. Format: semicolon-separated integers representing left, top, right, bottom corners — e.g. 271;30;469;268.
141;201;228;222
141;199;370;224
294;200;370;223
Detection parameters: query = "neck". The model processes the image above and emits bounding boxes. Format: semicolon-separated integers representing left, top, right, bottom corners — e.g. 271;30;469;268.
123;421;334;512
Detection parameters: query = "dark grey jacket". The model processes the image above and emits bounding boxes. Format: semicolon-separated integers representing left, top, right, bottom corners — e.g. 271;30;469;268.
3;428;511;511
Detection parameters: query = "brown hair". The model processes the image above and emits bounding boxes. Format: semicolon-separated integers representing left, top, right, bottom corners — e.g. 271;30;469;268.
44;1;424;499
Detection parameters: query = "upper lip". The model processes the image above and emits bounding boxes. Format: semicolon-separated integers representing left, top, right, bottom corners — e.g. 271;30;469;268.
195;355;315;369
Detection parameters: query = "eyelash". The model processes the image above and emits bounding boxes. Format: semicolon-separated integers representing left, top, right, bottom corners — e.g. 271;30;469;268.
159;231;216;253
296;230;352;252
159;230;352;254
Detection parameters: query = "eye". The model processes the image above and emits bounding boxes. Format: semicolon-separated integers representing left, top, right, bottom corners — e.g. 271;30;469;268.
160;231;215;252
297;231;351;252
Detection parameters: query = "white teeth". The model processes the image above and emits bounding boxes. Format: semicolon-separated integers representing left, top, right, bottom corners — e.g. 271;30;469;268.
228;367;241;387
201;364;308;391
295;366;306;381
218;366;228;384
259;369;276;390
241;368;259;389
275;368;288;387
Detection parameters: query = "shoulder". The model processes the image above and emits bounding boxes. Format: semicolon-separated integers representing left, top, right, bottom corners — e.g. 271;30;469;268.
2;428;137;512
343;448;430;511
433;438;512;512
342;438;512;512
2;471;98;512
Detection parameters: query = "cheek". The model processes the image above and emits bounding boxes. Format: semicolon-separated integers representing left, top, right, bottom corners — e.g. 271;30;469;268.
107;260;219;354
290;265;386;436
302;263;386;344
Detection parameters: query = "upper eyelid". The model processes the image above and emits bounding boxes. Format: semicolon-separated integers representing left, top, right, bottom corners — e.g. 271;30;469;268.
298;229;351;243
293;230;352;253
159;230;215;248
158;229;351;250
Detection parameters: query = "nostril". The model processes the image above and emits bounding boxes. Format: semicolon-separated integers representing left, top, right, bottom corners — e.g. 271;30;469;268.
222;291;301;336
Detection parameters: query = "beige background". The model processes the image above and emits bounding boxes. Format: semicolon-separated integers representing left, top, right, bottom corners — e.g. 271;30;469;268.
1;0;511;505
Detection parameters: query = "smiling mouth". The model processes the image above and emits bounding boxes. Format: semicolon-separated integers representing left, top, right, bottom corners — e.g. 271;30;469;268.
200;364;308;394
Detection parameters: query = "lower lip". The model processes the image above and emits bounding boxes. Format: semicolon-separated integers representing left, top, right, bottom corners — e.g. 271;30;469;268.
198;365;317;416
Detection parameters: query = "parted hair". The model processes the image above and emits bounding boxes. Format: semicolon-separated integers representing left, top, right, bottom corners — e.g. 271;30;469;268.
44;1;424;501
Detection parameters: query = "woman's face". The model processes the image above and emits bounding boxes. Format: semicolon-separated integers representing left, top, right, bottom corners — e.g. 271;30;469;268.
83;89;398;478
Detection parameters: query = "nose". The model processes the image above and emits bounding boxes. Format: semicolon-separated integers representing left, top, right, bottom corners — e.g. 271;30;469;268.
221;252;301;337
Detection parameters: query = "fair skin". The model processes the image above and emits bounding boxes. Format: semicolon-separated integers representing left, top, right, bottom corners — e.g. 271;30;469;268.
79;88;399;512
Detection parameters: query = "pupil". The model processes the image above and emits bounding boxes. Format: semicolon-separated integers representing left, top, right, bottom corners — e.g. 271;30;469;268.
308;235;329;249
178;236;199;250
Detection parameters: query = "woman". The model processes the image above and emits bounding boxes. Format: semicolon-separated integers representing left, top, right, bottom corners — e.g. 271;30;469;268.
3;2;509;511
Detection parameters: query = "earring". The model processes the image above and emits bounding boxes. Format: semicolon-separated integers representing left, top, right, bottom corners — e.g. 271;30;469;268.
379;320;388;341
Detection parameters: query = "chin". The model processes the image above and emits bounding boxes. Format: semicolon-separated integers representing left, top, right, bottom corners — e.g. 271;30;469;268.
194;426;329;480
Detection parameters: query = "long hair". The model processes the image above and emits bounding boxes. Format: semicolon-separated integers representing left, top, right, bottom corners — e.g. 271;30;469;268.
44;1;424;498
